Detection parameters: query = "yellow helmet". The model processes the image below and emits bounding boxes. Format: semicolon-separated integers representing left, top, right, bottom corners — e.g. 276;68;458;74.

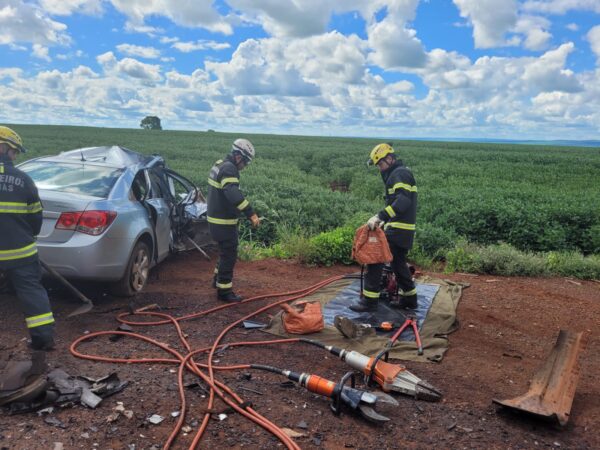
0;126;26;153
368;143;394;166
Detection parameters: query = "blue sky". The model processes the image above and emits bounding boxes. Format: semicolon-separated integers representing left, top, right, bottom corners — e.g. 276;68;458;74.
1;0;600;140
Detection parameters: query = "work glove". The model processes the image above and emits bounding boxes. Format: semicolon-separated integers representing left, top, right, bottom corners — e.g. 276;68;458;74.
250;213;261;228
367;215;382;230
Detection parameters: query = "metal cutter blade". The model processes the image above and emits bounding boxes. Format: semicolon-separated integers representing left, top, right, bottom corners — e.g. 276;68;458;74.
358;391;399;423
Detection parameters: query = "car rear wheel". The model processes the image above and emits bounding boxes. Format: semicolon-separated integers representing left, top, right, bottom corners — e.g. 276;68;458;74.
111;241;151;297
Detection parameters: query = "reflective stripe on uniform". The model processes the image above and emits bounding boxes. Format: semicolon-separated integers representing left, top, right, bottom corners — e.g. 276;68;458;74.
402;288;417;296
0;201;42;214
0;242;37;261
208;177;240;189
207;216;238;225
362;289;380;299
0;163;3;174
387;182;417;194
384;205;396;218
25;312;55;329
216;281;233;289
384;222;416;231
208;178;221;189
236;199;249;210
220;177;239;187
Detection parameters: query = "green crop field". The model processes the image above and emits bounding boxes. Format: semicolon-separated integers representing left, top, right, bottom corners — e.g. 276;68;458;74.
9;124;600;279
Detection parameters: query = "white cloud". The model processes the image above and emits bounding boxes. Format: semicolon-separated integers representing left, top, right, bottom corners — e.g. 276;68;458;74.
206;38;321;97
0;0;70;46
159;36;179;44
116;43;161;59
110;0;232;34
172;40;230;53
227;0;332;37
97;51;162;82
513;15;552;50
566;23;578;31
116;57;162;82
0;68;23;80
522;43;582;92
523;0;600;14
39;0;103;16
367;17;428;69
32;44;51;61
97;51;117;66
587;26;600;65
453;0;518;48
123;21;164;35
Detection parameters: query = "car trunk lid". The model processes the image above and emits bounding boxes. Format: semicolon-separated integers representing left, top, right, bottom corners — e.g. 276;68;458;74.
37;190;95;243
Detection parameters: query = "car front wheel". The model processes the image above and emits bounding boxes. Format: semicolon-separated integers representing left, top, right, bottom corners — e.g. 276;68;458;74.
111;241;151;297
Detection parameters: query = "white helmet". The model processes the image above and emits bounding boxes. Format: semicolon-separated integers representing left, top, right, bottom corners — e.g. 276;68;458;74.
231;138;255;163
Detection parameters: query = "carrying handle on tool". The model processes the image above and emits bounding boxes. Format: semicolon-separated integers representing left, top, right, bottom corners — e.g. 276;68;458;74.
330;371;356;416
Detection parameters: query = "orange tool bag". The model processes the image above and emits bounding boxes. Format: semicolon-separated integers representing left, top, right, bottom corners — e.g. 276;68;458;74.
351;224;393;265
281;301;324;335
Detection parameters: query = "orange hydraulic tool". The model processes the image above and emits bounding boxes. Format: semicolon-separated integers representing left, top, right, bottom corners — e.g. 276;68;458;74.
251;364;398;423
301;339;442;402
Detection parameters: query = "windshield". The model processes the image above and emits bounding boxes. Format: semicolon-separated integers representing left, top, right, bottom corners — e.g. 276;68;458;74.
20;161;124;198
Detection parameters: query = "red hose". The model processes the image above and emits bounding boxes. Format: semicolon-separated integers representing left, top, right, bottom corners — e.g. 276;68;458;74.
70;275;345;449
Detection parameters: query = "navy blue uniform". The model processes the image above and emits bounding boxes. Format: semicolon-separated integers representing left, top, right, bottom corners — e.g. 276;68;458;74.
207;155;254;293
0;156;54;349
363;160;417;304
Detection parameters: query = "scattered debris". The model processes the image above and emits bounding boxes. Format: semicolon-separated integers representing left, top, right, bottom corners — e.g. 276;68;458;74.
447;422;457;431
296;420;308;429
182;425;193;433
147;414;164;425
53;443;64;450
565;279;581;286
4;369;128;414
238;387;263;395
242;320;267;329
502;352;523;360
136;304;160;312
171;411;180;418
218;413;227;421
44;416;66;429
106;412;120;423
109;324;134;342
282;428;306;438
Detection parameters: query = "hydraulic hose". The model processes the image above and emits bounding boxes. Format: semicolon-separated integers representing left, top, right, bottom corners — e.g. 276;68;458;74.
70;274;346;450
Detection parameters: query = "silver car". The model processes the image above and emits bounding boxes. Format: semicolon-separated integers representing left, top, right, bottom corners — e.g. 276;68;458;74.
18;146;209;296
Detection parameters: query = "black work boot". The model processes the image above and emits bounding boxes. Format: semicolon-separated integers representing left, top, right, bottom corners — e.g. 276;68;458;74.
396;294;417;310
217;289;243;303
349;297;378;313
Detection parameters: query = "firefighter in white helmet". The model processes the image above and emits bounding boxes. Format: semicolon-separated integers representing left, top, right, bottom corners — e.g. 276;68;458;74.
350;143;418;312
207;139;260;302
0;126;55;350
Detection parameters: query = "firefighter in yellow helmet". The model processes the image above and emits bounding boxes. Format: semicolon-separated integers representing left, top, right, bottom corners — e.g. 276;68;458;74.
350;143;418;312
0;126;55;350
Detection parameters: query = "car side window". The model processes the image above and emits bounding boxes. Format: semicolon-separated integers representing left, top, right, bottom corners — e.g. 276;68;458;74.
148;171;164;199
131;171;149;201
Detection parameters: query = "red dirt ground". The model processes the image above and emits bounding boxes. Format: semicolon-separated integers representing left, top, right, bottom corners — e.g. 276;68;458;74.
1;251;598;449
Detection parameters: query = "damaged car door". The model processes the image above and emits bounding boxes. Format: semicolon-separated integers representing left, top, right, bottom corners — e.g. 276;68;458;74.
143;168;173;263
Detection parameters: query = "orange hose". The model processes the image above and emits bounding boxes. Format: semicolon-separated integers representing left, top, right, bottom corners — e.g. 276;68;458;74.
70;275;345;449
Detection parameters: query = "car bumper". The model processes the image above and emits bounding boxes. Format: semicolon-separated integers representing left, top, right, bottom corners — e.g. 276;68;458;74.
38;234;136;281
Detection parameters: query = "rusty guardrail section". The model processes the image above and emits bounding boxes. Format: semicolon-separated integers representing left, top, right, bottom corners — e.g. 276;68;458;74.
493;329;586;426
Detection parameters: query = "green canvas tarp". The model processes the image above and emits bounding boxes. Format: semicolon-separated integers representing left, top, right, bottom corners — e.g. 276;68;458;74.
264;276;466;363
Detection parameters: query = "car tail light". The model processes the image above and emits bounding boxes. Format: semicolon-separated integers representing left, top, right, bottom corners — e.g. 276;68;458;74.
56;210;117;236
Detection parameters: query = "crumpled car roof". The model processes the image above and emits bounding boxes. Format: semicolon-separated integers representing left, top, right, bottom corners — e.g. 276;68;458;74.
57;146;157;168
